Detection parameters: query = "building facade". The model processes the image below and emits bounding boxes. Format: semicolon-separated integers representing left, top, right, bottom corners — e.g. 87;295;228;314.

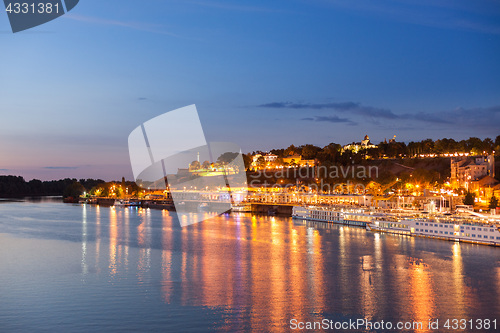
451;155;495;189
342;135;378;154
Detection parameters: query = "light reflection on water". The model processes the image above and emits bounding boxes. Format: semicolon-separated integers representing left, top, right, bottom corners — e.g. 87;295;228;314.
0;201;499;332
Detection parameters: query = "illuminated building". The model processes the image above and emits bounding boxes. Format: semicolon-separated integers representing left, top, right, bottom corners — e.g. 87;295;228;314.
451;155;495;189
341;135;378;154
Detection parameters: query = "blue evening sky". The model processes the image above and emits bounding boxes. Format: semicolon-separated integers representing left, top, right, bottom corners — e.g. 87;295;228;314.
1;0;499;180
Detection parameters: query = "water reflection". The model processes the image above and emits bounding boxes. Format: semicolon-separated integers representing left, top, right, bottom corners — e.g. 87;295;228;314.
81;204;88;275
451;242;466;320
123;207;130;269
137;208;152;283
408;260;435;332
109;207;118;276
359;253;376;321
77;206;500;332
95;205;101;272
161;210;173;303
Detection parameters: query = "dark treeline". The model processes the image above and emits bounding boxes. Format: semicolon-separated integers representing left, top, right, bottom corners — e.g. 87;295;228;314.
248;136;500;166
377;136;500;158
0;176;105;198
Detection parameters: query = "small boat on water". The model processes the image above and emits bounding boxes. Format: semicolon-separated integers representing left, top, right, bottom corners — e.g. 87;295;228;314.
231;203;252;213
113;200;140;207
198;202;209;211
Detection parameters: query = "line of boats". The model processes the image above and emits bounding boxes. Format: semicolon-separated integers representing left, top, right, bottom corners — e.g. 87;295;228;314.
98;199;226;212
85;198;500;247
292;205;500;247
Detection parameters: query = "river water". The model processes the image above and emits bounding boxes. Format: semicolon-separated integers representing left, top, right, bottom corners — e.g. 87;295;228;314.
0;201;499;332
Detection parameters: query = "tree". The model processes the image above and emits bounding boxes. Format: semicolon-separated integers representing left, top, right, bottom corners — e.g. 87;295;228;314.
216;152;239;165
463;191;475;206
489;195;498;209
467;137;484;155
270;148;285;158
63;182;85;201
190;160;201;170
317;143;341;163
242;153;253;170
407;141;421;156
386;141;407;158
435;138;457;154
421;139;434;154
483;138;494;154
256;156;266;168
494;135;500;154
284;144;298;156
300;144;321;159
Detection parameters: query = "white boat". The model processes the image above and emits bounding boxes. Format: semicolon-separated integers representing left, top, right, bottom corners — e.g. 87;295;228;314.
231;203;252;212
198;202;209;211
113;199;140;207
113;199;128;206
292;206;500;247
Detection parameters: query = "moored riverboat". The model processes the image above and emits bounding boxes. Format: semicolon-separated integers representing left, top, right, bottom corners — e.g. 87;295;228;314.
292;206;500;246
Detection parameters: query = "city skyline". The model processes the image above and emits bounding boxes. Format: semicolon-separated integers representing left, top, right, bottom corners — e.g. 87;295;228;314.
1;0;499;180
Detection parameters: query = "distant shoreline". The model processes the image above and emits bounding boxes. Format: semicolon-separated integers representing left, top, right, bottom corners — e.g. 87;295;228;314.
0;196;63;202
0;198;23;203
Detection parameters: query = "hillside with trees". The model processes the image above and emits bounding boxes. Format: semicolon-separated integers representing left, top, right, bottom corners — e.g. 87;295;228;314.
245;136;500;190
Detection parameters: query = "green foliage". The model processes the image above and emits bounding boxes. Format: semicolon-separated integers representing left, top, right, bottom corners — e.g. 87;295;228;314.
463;192;475;206
284;144;298;156
299;144;321;160
190;160;201;170
489;196;498;209
216;152;239;164
0;176;106;198
63;181;85;199
242;154;252;170
270;148;285;157
316;143;341;164
494;135;500;155
381;136;496;159
256;156;266;168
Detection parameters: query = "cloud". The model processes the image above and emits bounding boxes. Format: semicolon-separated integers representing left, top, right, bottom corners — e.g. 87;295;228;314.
259;102;293;109
302;115;357;125
43;166;79;170
258;100;500;132
399;112;451;124
258;101;446;122
138;97;147;100
259;101;398;119
180;0;284;13
455;105;500;114
443;105;500;129
259;101;395;116
260;101;359;110
65;14;181;37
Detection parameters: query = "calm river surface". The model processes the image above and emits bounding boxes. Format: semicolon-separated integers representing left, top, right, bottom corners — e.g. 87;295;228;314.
1;201;499;332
